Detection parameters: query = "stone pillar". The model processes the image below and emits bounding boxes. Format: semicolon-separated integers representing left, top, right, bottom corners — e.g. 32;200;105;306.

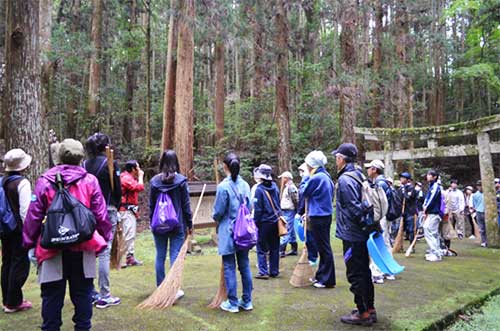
384;141;395;180
477;132;500;247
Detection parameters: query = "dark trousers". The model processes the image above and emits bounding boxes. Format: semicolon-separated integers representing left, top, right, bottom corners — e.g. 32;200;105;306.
310;216;335;287
403;214;415;242
1;233;30;307
256;222;280;277
343;240;374;314
41;251;93;331
306;229;319;262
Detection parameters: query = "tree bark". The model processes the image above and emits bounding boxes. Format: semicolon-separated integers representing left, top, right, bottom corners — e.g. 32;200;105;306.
174;0;195;178
40;0;53;121
88;0;102;120
123;0;138;144
161;0;179;151
275;0;292;173
4;0;47;180
145;0;152;147
214;39;225;144
66;0;80;138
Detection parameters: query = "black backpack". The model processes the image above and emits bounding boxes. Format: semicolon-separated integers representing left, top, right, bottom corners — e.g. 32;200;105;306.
386;187;404;221
40;173;96;249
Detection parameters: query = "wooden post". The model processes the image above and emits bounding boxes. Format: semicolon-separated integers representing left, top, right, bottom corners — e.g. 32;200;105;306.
477;132;500;247
384;141;394;179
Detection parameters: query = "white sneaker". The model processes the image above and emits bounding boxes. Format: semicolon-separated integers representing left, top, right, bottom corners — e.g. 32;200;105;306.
425;254;442;262
175;289;185;301
372;276;384;284
480;242;487;247
469;235;476;240
385;274;396;281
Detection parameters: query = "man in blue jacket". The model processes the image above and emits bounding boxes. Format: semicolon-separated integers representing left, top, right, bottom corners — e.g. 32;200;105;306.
423;169;443;261
334;143;375;327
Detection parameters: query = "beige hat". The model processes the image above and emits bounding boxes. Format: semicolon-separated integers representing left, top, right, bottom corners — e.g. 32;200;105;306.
278;171;293;179
364;159;385;170
59;139;85;165
3;149;32;172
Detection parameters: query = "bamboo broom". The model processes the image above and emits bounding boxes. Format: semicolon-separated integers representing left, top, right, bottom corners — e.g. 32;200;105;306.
290;212;315;288
405;215;427;257
137;184;206;310
392;198;406;254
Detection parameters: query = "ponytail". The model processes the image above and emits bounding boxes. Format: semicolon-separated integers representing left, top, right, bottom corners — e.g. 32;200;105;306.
223;152;240;182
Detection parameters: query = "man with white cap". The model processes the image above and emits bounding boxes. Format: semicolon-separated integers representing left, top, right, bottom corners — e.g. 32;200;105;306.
1;149;33;313
278;171;299;257
299;150;335;289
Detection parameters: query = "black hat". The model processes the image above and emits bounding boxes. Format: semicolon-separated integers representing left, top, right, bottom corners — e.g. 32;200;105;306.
331;143;358;160
399;172;412;180
427;169;439;177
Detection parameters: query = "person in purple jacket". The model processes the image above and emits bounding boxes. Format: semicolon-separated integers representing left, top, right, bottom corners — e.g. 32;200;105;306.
23;139;112;331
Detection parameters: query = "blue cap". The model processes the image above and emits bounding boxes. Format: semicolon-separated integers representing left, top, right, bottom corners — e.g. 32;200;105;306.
331;143;358;160
399;172;412;180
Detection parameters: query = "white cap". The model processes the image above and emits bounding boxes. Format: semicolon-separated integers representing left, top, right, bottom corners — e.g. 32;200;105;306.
305;150;328;168
278;171;293;179
364;159;385;170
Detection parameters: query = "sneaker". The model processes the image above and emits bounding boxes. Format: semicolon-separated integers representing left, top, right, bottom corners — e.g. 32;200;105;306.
340;311;373;327
372;276;384;284
425;254;442;262
126;256;143;267
309;278;317;283
351;308;377;323
220;300;239;313
3;300;33;313
313;282;335;288
96;295;121;309
237;299;253;311
285;250;298;257
308;259;319;267
175;289;185;301
445;250;455;257
469;235;476;240
480;242;487;247
255;273;269;280
385;274;396;281
458;234;464;240
92;292;101;305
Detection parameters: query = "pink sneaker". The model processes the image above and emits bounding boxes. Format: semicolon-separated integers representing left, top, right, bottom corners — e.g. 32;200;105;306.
4;300;33;313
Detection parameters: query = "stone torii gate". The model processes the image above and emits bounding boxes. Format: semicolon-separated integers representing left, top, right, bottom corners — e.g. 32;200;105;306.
355;115;500;247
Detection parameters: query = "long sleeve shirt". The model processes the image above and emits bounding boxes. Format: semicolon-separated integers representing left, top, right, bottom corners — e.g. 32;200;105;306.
447;188;465;213
472;191;485;213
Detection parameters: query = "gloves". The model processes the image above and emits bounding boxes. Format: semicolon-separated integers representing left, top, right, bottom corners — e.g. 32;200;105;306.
363;221;382;234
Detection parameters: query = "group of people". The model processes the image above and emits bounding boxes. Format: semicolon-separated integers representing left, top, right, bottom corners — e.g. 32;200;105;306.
1;134;498;329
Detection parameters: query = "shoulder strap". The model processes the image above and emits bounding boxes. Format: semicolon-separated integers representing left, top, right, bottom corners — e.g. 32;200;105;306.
343;172;363;186
229;182;244;205
84;158;107;177
264;190;280;218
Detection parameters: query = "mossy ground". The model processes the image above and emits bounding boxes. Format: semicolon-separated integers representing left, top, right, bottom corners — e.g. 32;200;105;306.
2;230;500;331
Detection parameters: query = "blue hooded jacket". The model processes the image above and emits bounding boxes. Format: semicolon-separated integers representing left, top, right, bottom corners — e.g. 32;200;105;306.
254;181;281;223
149;173;193;233
335;163;367;242
299;167;334;217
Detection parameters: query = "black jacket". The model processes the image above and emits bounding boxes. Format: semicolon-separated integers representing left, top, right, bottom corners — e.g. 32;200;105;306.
83;155;122;209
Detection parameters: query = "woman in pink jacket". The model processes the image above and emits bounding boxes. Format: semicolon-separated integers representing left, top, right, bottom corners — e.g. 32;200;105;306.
23;139;112;331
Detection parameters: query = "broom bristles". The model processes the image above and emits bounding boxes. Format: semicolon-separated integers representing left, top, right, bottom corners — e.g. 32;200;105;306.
392;218;405;254
110;222;126;270
137;236;191;310
289;247;315;288
207;262;227;308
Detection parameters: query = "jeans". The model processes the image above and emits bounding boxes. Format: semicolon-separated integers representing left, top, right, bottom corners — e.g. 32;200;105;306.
256;222;280;276
222;250;253;306
423;214;442;257
309;215;335;287
153;229;185;286
475;212;487;244
1;232;30;307
403;214;415;243
279;210;297;245
306;229;319;262
120;210;137;258
41;251;93;331
96;207;118;297
343;240;374;314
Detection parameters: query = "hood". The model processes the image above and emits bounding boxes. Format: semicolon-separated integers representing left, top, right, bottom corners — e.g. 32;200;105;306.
151;173;187;192
42;164;88;185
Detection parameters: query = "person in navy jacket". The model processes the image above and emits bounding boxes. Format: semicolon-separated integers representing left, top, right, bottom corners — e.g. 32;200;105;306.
253;164;281;279
334;143;375;327
299;151;335;289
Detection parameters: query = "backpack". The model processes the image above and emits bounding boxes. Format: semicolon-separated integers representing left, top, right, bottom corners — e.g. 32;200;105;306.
344;172;388;231
387;187;404;221
40;172;96;249
0;175;23;236
151;190;179;234
230;183;258;250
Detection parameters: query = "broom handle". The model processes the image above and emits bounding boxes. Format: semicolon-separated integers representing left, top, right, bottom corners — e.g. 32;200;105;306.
192;184;207;227
105;146;114;192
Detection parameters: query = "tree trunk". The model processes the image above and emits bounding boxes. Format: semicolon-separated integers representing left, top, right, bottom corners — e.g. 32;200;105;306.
40;0;53;121
214;39;224;144
4;0;47;180
88;0;102;120
145;0;152;147
371;0;383;129
123;0;137;144
339;0;358;144
161;0;179;151
66;0;80;138
275;0;292;173
174;0;195;178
